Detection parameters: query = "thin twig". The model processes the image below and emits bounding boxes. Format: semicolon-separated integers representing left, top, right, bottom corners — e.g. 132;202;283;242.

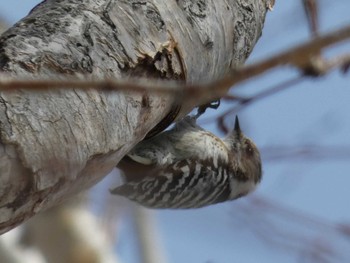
303;0;319;37
262;145;350;161
0;24;349;107
202;76;304;127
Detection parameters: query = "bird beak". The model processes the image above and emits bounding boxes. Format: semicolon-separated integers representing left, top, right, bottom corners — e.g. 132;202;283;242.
234;116;242;135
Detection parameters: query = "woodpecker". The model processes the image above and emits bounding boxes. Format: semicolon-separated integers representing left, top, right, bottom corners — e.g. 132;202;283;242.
111;116;262;209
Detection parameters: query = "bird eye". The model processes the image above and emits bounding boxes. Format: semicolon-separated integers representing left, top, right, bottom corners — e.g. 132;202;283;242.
245;141;254;155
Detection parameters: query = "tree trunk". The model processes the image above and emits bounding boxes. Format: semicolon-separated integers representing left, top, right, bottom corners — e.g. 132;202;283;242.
0;0;269;233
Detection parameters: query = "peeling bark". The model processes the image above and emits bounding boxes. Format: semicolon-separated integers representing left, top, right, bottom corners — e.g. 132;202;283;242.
0;0;268;233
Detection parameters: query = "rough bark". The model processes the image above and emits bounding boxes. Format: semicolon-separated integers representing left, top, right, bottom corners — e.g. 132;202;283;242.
0;0;268;233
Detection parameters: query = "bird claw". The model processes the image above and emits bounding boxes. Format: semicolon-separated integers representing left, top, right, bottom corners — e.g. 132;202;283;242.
196;99;221;118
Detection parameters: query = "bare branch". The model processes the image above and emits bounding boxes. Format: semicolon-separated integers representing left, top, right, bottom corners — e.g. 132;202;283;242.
0;0;269;234
1;23;349;110
262;145;350;162
303;0;319;36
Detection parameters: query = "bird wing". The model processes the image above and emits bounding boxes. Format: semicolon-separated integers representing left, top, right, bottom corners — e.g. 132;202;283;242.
111;158;232;209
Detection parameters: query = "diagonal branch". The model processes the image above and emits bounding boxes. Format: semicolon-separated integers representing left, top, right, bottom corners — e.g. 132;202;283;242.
1;23;349;110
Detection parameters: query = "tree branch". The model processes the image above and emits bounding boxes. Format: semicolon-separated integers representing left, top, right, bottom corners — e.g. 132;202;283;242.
0;0;268;233
1;22;349;108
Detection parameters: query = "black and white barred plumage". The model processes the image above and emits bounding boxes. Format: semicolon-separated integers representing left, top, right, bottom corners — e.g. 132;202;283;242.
111;116;262;209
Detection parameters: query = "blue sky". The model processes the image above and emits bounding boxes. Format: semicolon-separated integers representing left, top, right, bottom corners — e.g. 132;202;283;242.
1;1;350;263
